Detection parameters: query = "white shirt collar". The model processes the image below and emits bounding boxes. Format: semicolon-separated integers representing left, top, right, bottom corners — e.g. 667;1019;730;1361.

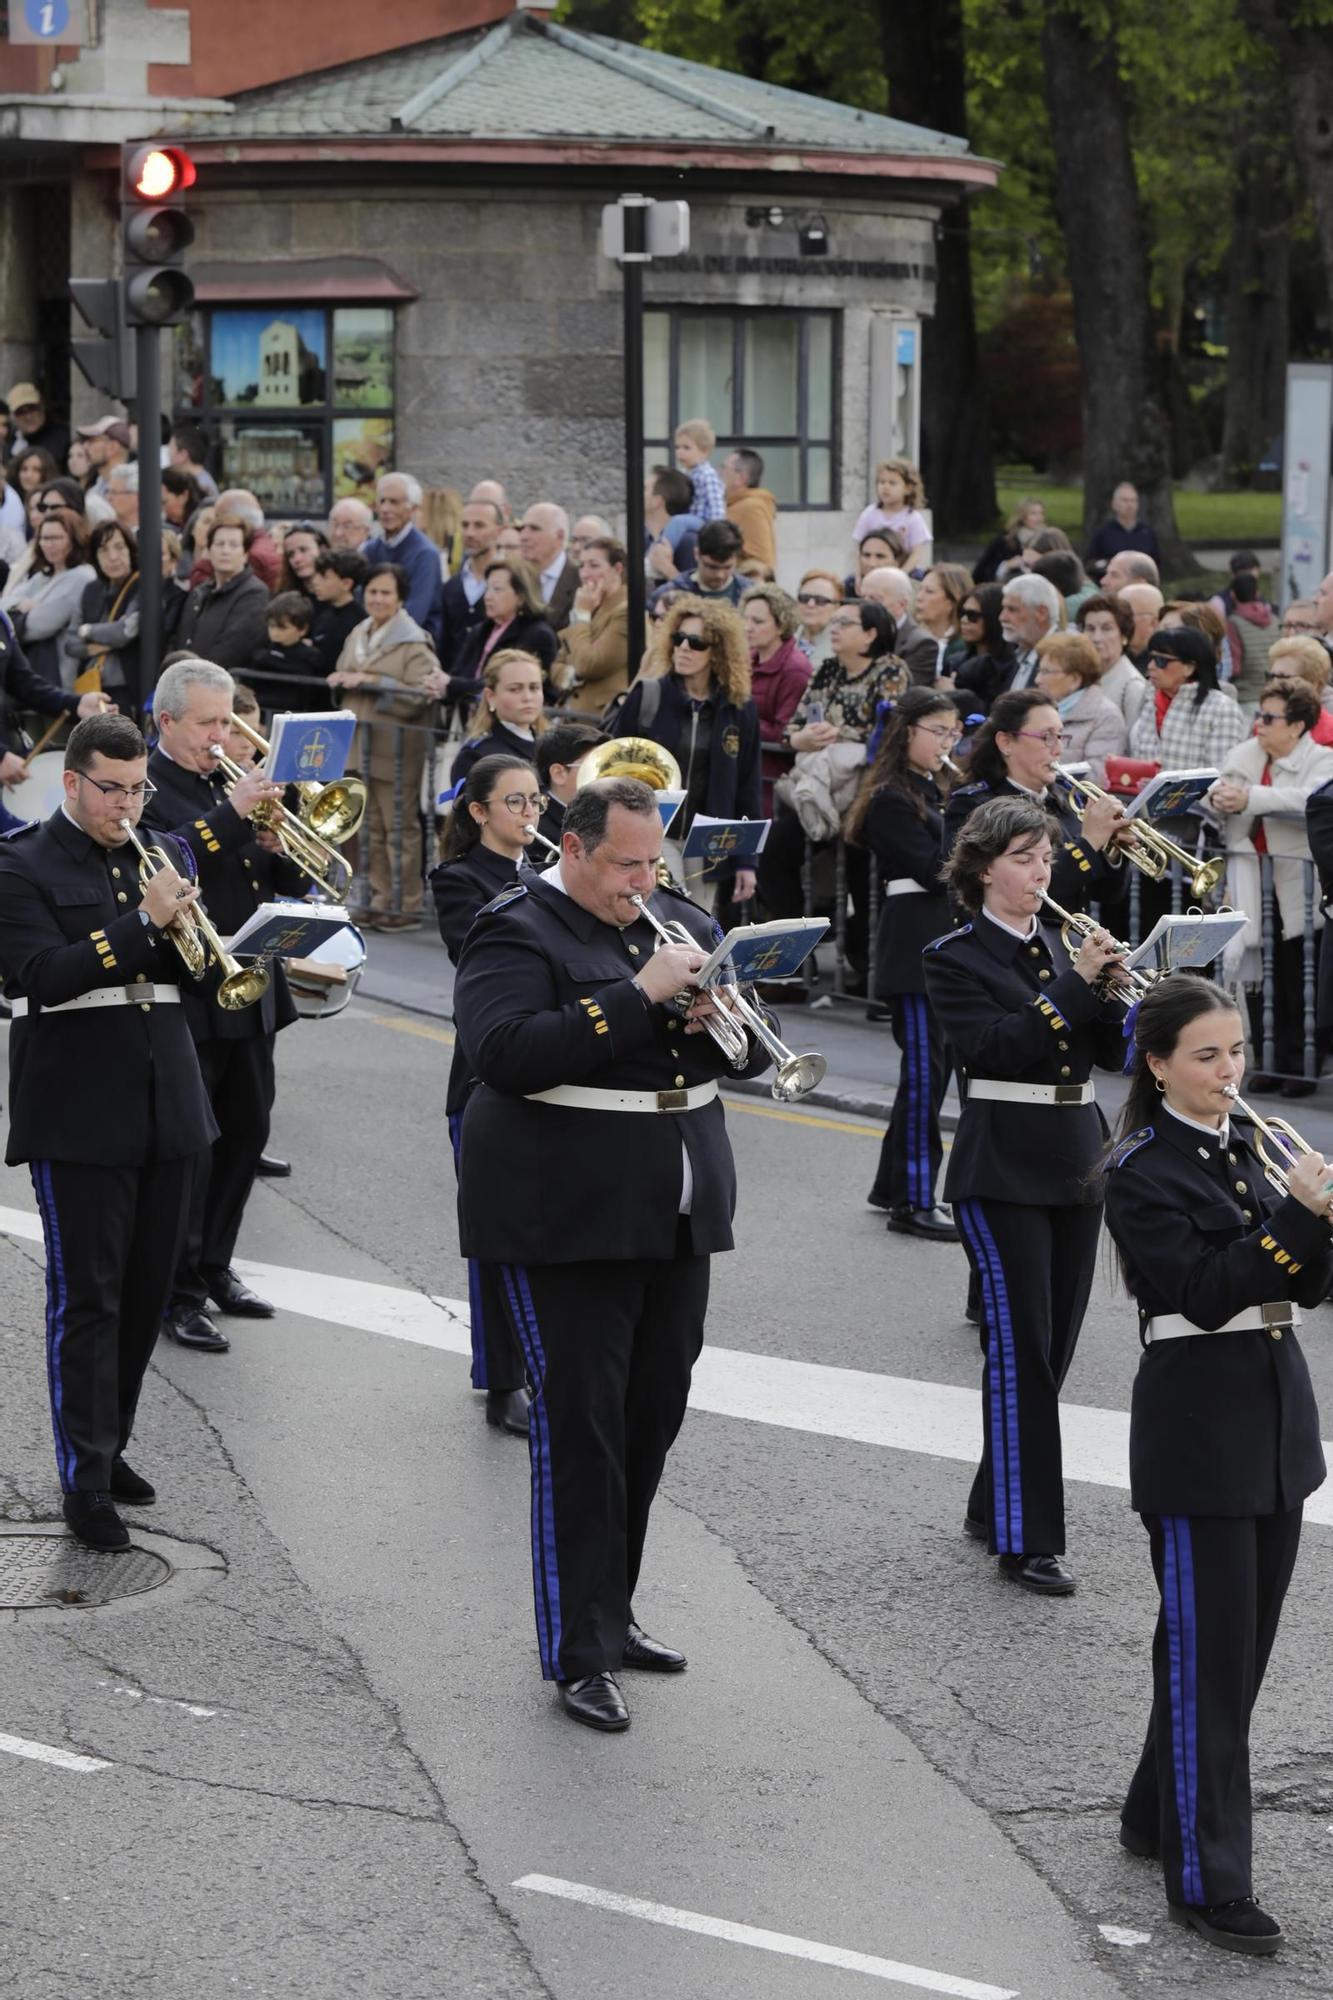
1005;775;1047;802
1164;1100;1231;1146
982;905;1038;942
383;522;413;548
546;858;571;897
539;552;567;595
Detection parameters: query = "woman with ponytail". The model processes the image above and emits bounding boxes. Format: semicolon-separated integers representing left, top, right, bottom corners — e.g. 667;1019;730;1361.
1104;975;1333;1956
847;686;961;1237
428;753;545;1438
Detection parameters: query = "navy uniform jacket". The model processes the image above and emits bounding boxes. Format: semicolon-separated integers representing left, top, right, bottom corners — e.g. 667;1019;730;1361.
428;841;530;1117
1105;1113;1332;1516
1;611;79;754
449;719;541;791
613;677;762;827
943;777;1123;915
860;774;949;1000
0;811;217;1166
922;914;1125;1205
143;746;304;1044
454;874;772;1264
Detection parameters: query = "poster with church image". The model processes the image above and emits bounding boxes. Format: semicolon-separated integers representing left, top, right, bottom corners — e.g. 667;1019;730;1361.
209;308;328;408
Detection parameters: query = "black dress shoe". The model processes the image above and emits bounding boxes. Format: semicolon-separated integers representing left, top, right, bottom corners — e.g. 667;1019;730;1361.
963;1513;987;1541
485;1388;531;1436
622;1621;687;1672
998;1552;1076;1595
163;1306;230;1352
208;1269;275;1318
109;1458;155;1505
63;1491;130;1551
255;1152;292;1177
1169;1897;1282;1955
558;1672;630;1731
1118;1821;1156;1860
887;1204;960;1242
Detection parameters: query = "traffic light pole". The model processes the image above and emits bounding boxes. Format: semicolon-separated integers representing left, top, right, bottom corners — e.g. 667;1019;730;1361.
135;325;162;699
620;195;649;661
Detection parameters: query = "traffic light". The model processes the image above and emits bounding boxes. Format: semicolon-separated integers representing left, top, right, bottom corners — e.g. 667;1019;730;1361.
122;144;196;327
69;278;136;401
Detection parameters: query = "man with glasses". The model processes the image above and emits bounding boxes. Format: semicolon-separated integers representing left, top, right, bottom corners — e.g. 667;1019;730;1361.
0;712;216;1550
143;657;304;1354
1280;600;1321;640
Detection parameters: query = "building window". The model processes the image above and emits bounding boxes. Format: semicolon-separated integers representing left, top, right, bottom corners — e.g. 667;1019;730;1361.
644;307;838;509
174;305;395;517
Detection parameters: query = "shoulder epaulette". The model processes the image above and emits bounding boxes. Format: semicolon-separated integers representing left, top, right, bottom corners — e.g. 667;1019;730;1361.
1110;1127;1155;1168
925;923;973;952
953;782;988;799
0;819;38;839
478;881;529;917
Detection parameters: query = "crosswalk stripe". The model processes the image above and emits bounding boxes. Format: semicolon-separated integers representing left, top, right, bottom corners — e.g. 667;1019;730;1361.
3;1203;1331;1528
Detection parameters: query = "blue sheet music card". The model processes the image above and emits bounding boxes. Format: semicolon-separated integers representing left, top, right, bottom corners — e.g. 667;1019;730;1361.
680;814;770;878
225;901;354;960
265;712;357;785
656;788;687;834
695;917;829;986
1126;768;1218;824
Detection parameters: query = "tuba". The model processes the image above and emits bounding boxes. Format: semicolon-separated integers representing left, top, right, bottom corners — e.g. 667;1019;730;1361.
576;735;683;794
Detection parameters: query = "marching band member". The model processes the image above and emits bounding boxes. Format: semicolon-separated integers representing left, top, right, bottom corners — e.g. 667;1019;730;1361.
144;657;307;1354
924;796;1126;1594
0;714;216;1549
451;776;772;1731
1106;976;1333;1957
847;686;960;1238
429;754;542;1434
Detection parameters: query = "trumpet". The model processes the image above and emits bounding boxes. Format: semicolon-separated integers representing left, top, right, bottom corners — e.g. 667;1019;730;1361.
1055;766;1226;901
523;822;561;863
629;894;828;1103
119;820;269;1010
211;747;353;902
1040;894;1155;1001
229;712;366;844
1222;1085;1326;1205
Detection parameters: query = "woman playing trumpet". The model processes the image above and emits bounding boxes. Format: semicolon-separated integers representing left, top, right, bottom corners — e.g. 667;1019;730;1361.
1104;976;1333;1957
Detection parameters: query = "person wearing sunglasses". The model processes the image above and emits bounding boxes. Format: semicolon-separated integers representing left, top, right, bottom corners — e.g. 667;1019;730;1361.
846;686;963;1239
429;753;542;1438
952;581;1015;717
793;569;843;665
1127;626;1245;773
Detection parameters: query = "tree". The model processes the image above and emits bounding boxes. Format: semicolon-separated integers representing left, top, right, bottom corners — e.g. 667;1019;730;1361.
1038;0;1189;569
1241;0;1333;332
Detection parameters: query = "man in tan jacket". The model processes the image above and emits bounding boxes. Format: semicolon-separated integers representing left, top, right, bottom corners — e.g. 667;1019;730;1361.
724;448;778;573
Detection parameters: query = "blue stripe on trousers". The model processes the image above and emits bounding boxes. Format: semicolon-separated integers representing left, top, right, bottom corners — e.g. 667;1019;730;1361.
447;1111;489;1391
1163;1516;1205;1904
955;1200;1023;1554
903;996;925;1210
501;1264;564;1681
31;1161;75;1492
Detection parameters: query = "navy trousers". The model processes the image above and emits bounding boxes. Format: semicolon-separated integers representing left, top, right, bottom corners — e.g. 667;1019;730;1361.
954;1196;1101;1555
31;1154;194;1492
1122;1508;1302;1909
172;1033;274;1310
446;1111;525;1394
497;1230;708;1681
871;993;949;1211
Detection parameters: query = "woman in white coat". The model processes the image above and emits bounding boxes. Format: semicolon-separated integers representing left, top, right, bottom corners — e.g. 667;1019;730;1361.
1210;678;1333;1094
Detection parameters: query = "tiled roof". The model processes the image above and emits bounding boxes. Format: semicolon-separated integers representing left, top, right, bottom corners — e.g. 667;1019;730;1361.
186;13;979;161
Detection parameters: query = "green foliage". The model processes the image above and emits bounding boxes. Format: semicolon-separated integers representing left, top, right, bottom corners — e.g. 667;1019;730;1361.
996;477;1282;543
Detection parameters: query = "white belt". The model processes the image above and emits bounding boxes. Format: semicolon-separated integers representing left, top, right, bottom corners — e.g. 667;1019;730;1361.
525;1080;719;1114
11;984;181;1017
967;1078;1094;1106
1146;1302;1300;1344
885;878;928;897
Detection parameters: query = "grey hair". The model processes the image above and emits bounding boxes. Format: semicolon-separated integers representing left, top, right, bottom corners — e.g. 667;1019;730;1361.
562;776;657;852
867;565;915;611
330;496;373;523
1118;553;1160;585
525;500;570;540
378;470;422;508
108;462;139;491
1002;571;1062;626
153;656;235;724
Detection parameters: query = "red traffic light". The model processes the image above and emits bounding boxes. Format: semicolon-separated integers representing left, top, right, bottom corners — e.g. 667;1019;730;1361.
125;145;196;202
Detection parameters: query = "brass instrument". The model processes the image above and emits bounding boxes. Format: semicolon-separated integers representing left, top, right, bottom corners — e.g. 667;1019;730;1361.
523;823;561;863
1040;894;1155;1001
230;711;367;844
629;894;828;1103
211;747;353;902
1222;1084;1324;1204
1055;766;1226;901
118;820;269;1010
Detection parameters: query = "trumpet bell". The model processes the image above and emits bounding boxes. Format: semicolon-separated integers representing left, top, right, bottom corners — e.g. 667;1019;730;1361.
217;961;271;1011
577;733;683;793
772;1050;827;1103
301;777;366;844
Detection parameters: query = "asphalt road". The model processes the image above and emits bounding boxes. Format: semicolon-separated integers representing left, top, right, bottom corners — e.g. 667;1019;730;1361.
3;986;1333;2000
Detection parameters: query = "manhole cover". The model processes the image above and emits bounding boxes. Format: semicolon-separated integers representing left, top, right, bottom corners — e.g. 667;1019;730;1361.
0;1534;171;1609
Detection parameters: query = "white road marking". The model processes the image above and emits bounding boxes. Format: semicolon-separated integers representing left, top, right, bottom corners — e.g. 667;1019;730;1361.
1098;1924;1151;1947
3;1202;1332;1527
97;1682;216;1719
0;1730;109;1773
513;1874;1017;1998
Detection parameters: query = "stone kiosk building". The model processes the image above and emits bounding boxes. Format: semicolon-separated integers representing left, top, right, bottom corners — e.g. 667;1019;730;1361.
1;0;996;573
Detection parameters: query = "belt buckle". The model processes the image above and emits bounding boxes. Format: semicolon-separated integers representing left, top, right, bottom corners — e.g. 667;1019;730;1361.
1053;1084;1083;1105
656;1088;688;1112
1260;1301;1293;1329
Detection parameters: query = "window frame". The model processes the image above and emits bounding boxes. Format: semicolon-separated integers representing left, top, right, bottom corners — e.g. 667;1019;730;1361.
644;303;840;511
176;302;396;520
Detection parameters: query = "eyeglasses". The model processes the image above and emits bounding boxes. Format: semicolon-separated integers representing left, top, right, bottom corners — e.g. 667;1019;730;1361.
674;633;711;653
1145;652;1180;670
1253;714;1289;728
959;605;983;620
914;722;959;742
797;592;837;608
1281;620;1317;635
499;790;548;814
1015;729;1065;749
79;774;155;805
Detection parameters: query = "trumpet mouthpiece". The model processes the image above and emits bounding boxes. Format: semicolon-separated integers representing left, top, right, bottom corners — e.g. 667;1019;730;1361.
1222;1085;1240;1099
